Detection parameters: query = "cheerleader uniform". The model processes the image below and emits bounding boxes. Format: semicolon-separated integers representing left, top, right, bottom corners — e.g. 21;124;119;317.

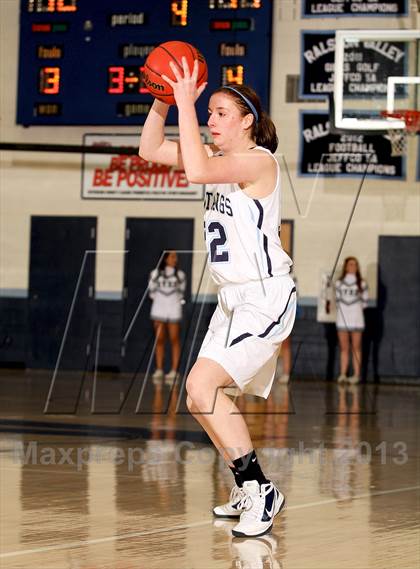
335;274;368;331
149;266;186;323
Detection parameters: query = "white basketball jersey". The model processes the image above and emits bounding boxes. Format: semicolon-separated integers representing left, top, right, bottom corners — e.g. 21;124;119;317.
204;146;292;285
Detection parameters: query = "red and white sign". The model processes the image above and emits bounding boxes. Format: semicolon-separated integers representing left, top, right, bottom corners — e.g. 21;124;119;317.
81;133;204;200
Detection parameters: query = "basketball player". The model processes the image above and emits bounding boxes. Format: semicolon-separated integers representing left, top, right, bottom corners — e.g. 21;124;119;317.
335;256;368;385
149;251;186;383
139;57;296;538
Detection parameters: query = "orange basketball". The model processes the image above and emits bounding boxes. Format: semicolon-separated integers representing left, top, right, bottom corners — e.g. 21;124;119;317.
142;41;208;105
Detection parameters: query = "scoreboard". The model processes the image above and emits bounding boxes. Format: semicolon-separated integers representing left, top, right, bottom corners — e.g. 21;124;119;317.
17;0;273;126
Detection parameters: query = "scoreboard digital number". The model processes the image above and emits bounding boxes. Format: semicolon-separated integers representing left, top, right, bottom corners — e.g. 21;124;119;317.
17;0;272;126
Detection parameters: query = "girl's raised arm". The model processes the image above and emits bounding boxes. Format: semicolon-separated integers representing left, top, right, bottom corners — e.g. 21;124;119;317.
139;100;183;168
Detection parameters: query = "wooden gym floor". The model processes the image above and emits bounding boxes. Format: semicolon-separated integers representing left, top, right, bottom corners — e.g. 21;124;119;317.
0;370;419;568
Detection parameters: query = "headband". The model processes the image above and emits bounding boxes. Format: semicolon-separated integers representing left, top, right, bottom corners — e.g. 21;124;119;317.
223;86;259;124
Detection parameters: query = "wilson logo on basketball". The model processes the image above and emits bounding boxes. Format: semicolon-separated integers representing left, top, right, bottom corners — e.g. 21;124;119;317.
142;73;164;92
142;41;208;105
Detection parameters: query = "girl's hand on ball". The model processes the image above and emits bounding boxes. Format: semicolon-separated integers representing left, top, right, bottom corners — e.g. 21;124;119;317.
162;57;207;107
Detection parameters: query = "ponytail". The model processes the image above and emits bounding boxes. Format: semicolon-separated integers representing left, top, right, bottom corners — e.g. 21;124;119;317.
256;110;278;153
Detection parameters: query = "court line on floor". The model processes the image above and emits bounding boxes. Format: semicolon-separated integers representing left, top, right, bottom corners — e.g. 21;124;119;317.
1;484;419;559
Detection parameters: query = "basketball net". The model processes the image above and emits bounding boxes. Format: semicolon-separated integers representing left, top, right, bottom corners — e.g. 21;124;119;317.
382;110;420;157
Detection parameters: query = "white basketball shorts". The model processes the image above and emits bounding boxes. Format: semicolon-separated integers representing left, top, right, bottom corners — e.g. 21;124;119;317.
198;274;297;398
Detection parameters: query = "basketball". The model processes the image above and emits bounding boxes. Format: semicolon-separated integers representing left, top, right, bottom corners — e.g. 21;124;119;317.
142;41;208;105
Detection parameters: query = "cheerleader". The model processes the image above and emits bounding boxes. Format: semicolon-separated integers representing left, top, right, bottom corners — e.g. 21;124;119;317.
335;257;368;384
149;251;186;383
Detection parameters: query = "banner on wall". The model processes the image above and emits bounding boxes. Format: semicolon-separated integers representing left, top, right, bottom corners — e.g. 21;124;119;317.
302;0;408;17
299;111;405;179
300;31;406;99
81;133;204;200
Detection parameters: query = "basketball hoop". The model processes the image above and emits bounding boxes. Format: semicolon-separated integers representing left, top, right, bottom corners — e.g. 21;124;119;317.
381;110;420;157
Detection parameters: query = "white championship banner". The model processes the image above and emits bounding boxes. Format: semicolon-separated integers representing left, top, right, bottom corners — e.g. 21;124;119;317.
81;133;205;200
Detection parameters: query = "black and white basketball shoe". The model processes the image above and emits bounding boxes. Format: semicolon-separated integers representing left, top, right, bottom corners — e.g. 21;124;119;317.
232;480;285;538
